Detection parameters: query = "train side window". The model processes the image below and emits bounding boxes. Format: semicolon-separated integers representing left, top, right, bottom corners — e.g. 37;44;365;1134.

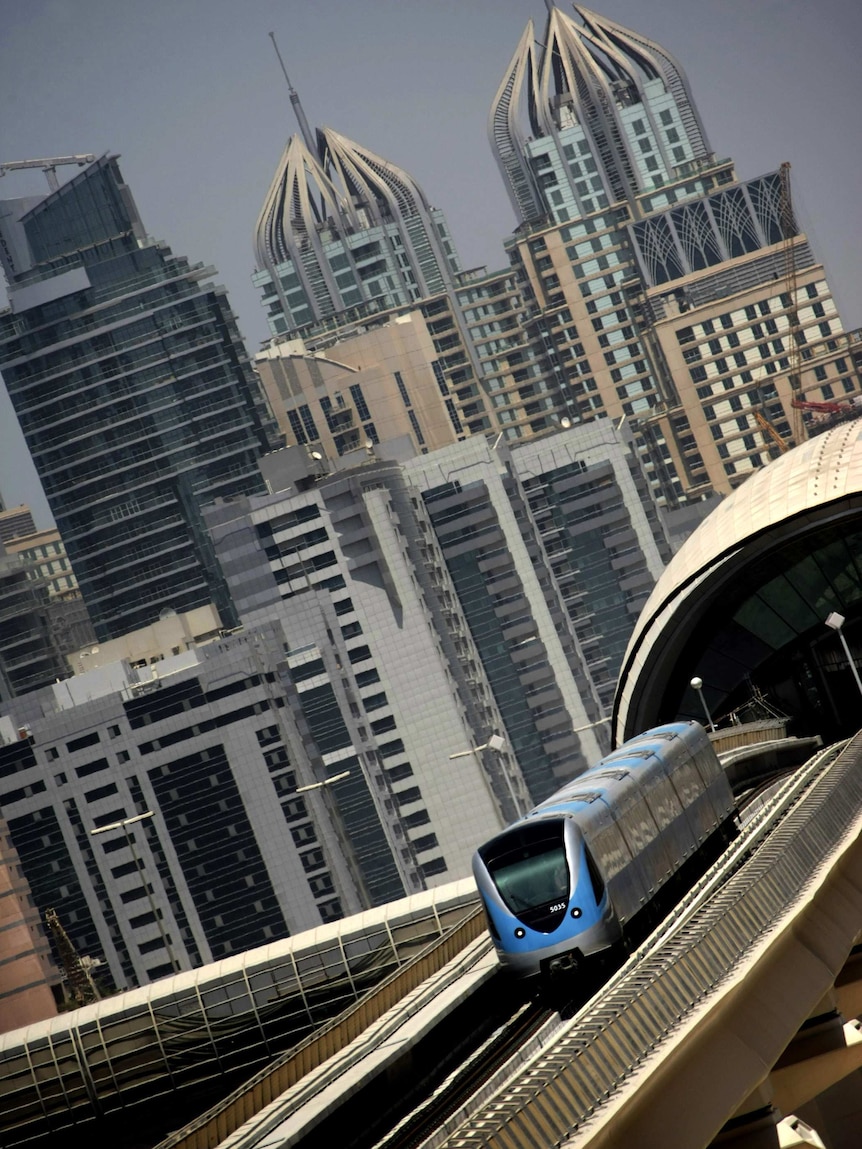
584;845;605;903
590;822;627;879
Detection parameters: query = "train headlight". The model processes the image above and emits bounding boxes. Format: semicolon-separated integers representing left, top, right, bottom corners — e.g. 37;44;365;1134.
514;927;526;939
571;907;582;918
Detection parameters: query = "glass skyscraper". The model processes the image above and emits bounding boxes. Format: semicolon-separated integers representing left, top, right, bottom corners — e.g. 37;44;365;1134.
0;156;276;640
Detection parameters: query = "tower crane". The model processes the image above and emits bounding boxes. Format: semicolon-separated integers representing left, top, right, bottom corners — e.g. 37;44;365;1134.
44;907;102;1006
779;161;806;443
752;409;790;454
0;154;96;192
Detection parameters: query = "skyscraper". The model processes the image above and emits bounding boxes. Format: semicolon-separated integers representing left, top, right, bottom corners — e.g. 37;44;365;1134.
483;5;849;503
0;156;276;641
253;125;462;341
251;61;498;454
0;541;67;700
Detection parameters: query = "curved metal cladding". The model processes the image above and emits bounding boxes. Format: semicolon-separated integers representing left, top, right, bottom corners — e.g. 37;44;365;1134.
574;5;712;159
487;20;544;225
613;422;862;745
488;4;713;226
254;125;458;333
473;721;733;978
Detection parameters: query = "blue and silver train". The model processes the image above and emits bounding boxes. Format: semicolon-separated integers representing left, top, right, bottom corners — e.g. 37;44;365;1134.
472;722;736;982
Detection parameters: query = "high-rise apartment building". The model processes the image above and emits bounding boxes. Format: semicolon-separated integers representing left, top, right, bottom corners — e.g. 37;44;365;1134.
210;435;649;802
0;156;276;642
0;541;67;700
0;504;97;675
509;421;672;710
480;5;852;504
253;125;461;340
0;621;391;990
251;79;498;451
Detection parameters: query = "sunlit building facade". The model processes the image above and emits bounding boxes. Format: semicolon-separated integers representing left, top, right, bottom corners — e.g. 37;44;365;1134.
484;5;850;503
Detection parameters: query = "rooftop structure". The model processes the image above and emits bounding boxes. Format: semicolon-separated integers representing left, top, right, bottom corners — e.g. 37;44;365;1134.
0;506;36;545
253;112;460;341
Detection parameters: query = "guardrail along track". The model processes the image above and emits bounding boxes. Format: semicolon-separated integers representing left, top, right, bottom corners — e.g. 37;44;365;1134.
441;736;860;1149
158;907;487;1149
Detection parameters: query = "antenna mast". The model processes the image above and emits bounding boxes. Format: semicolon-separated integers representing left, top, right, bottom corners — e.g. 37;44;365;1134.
268;32;317;156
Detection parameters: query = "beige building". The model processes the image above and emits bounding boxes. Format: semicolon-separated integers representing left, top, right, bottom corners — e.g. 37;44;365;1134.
254;302;492;460
67;604;222;676
0;506;36;545
499;198;850;504
4;527;79;599
644;245;844;496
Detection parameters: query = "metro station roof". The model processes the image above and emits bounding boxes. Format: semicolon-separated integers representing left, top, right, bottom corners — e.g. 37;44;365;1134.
614;421;862;744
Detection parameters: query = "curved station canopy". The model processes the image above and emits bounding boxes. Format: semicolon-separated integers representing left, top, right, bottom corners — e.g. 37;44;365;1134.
614;422;862;744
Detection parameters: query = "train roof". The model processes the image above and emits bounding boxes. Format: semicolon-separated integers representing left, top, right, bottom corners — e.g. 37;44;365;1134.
475;722;712;850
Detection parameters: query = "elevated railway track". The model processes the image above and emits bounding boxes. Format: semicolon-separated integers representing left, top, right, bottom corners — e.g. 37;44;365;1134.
2;734;857;1149
180;734;862;1149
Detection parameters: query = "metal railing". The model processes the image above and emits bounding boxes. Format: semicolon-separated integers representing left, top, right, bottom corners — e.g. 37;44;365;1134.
156;906;487;1149
443;736;860;1148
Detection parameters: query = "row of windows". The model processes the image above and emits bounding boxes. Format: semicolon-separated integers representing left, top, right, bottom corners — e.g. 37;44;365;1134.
677;283;825;345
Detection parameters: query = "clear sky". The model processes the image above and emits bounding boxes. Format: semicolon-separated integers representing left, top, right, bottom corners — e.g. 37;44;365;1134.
1;0;860;528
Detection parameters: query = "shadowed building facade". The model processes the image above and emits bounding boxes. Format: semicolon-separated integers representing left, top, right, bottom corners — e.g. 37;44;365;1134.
0;156;276;641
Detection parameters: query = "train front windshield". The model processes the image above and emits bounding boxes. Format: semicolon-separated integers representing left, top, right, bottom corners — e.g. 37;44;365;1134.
483;824;569;913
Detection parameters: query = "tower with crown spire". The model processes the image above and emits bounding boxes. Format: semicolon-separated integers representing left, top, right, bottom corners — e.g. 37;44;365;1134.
478;4;851;505
250;45;488;459
253;122;461;340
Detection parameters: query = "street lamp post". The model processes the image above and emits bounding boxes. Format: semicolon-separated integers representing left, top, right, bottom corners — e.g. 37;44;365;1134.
690;676;716;733
572;716;612;734
449;735;525;819
294;770;351;794
91;811;180;973
825;612;862;702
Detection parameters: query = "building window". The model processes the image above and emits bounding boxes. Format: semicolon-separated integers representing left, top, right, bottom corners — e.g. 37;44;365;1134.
394;371;411;407
349;384;371;421
408;411;426;446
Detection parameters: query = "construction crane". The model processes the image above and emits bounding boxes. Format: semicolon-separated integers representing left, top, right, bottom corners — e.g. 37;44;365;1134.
779;162;806;443
791;395;862;435
753;409;790;453
0;154;96;192
44;907;102;1006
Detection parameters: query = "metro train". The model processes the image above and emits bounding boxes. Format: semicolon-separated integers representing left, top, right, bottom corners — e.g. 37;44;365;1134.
472;721;736;984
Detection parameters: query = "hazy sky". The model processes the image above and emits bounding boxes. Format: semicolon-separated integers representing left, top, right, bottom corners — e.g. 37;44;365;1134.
2;0;860;528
